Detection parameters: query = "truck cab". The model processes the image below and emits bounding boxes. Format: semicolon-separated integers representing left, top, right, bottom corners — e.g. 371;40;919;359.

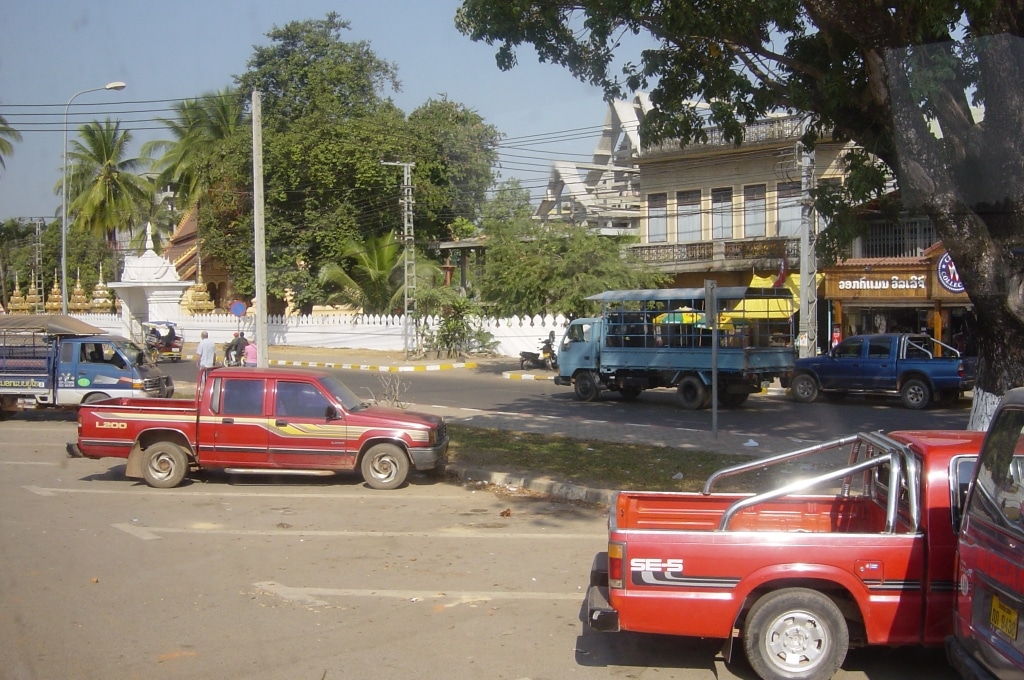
948;388;1024;679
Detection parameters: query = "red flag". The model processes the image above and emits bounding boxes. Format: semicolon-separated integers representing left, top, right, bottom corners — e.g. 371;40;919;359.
773;256;787;287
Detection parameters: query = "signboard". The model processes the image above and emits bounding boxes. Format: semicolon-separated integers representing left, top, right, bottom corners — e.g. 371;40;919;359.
937;252;965;294
229;300;248;318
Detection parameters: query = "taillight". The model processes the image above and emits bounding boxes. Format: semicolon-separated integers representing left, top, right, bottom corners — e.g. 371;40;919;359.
608;541;625;589
958;362;965;378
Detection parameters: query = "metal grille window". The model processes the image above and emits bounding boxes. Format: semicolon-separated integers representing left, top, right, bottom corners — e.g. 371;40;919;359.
647;193;667;243
744;184;767;237
676;189;701;243
711;187;733;239
776;181;802;237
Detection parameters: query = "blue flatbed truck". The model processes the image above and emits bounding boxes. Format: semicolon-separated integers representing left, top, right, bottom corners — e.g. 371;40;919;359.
0;315;173;420
554;287;797;409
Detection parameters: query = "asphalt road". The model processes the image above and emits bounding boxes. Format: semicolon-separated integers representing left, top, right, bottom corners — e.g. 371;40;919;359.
1;417;960;680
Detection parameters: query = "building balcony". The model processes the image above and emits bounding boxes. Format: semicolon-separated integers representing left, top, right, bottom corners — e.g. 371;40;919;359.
628;237;800;274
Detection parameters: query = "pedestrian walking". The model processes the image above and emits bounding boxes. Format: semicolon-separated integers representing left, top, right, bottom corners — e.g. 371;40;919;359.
196;331;216;368
243;341;257;367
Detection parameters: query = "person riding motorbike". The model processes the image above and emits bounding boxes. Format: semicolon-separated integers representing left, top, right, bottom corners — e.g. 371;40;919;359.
225;332;248;366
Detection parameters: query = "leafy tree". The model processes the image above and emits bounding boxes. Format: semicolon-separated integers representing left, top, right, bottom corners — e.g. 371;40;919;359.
126;179;179;255
456;2;1024;427
62;118;150;243
0;109;22;172
143;88;248;212
406;97;500;242
478;181;666;316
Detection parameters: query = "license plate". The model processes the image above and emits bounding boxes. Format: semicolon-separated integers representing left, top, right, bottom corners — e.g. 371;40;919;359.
991;595;1019;641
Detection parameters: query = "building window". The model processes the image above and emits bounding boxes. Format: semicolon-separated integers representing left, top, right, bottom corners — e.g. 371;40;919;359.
676;190;701;242
744;184;766;237
777;181;802;237
711;188;733;239
648;193;667;243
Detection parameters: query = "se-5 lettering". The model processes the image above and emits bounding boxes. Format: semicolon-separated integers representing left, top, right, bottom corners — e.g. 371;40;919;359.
631;558;684;573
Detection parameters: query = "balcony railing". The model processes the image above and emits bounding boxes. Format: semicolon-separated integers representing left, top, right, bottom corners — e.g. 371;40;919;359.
641;115;805;157
628;237;800;271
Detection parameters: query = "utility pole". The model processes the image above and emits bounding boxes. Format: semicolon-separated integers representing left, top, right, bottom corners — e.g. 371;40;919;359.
798;124;818;358
382;161;416;357
252;90;269;367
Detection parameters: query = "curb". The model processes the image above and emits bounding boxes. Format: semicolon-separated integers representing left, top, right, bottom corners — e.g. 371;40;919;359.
180;354;476;372
447;464;616;506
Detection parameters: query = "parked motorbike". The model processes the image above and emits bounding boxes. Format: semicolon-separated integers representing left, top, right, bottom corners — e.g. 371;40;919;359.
520;331;558;371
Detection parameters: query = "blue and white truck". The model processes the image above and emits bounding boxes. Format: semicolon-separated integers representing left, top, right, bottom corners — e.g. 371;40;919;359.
554;287;797;409
0;315;173;420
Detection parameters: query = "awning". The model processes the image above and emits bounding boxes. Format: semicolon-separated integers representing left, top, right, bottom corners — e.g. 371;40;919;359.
727;297;796;320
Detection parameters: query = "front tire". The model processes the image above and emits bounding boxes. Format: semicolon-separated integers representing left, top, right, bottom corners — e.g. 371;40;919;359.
677;376;707;410
142;442;189;489
900;378;931;410
573;371;600;402
743;588;849;680
790;374;819;403
82;392;112;405
361;443;410;490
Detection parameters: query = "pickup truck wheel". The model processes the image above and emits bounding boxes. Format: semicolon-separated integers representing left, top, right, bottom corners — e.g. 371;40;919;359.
790;374;819;403
142;442;189;489
361;443;410;490
573;371;600;402
900;378;931;410
677;376;707;410
82;392;112;405
744;588;848;680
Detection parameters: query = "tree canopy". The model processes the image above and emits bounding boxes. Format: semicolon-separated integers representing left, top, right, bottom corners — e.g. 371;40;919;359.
457;1;1024;427
182;13;499;311
477;181;666;316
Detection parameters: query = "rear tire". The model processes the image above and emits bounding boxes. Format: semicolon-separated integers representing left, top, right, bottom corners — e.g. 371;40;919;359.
573;371;600;402
677;376;707;410
743;588;849;680
82;392;112;405
900;378;931;410
790;374;819;403
142;442;189;489
361;443;410;490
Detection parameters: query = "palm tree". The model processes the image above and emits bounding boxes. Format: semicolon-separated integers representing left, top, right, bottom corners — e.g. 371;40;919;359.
0;110;22;172
319;231;440;315
63;118;150;243
126;178;179;254
143;88;247;211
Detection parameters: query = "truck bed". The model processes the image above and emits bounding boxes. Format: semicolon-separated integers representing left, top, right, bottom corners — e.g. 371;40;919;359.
617;491;892;534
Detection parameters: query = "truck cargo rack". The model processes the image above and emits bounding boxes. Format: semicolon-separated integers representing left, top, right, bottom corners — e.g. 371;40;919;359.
702;431;921;533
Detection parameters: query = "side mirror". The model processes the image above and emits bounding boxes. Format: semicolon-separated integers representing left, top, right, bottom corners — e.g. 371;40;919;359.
325;405;339;421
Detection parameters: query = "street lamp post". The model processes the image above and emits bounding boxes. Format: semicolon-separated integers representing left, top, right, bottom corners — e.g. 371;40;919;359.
61;81;126;315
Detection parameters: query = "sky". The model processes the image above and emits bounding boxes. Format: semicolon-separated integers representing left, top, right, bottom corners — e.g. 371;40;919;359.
0;0;646;221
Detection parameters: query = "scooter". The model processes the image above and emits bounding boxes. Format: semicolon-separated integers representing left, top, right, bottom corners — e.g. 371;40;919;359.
222;341;243;367
520;331;558;371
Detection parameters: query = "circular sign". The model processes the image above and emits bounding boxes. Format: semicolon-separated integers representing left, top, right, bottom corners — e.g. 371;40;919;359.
937;252;965;294
229;300;248;318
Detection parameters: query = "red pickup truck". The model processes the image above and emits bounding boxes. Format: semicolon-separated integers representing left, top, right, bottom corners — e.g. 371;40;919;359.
67;366;448;490
587;429;986;680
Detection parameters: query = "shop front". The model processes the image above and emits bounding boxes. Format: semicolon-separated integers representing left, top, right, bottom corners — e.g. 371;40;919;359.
823;244;975;355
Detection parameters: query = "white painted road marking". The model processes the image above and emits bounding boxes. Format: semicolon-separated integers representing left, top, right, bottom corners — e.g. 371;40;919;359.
254;580;583;606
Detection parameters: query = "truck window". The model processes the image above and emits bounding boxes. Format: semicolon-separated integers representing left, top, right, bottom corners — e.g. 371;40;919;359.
220;379;265;416
275;381;330;418
969;409;1024;533
867;338;891;359
833;337;863;359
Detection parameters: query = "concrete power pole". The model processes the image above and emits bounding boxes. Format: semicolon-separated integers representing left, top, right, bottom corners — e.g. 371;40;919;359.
382;161;416;358
252;91;269;367
798;126;818;358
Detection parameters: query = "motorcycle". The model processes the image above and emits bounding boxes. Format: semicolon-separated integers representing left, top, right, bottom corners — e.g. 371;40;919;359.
222;340;244;367
142;321;183;363
520;331;558;371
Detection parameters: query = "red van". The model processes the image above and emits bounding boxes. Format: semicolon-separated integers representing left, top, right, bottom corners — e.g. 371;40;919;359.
948;388;1024;679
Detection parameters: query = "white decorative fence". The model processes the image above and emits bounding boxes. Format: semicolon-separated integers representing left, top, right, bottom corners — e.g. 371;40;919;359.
73;312;570;358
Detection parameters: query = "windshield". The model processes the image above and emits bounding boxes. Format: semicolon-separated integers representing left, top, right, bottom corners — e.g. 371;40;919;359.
111;339;148;366
319;374;366;411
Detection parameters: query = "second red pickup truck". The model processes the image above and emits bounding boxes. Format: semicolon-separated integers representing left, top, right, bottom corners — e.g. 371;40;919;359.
68;366;448;490
587;429;986;680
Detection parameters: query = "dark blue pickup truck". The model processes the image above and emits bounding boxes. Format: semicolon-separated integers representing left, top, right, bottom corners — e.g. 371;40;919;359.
789;333;976;409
